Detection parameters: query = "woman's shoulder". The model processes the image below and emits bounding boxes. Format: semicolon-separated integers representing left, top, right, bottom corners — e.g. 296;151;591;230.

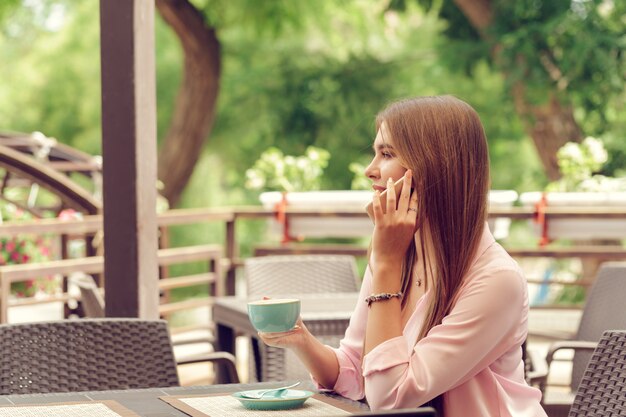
475;239;522;272
465;241;526;294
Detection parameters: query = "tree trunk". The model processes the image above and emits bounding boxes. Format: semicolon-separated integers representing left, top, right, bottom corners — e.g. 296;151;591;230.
453;0;582;181
155;0;220;207
511;86;583;180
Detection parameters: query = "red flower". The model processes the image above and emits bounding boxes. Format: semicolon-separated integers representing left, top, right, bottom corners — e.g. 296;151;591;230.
21;254;30;263
10;252;20;262
6;241;15;252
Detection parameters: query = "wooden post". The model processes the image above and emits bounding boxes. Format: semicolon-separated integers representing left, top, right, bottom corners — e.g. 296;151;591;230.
100;0;159;318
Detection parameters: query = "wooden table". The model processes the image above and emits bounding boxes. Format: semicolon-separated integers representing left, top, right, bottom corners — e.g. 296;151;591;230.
213;293;359;383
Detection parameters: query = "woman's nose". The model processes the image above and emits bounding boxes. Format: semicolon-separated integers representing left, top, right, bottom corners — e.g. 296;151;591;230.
364;160;378;181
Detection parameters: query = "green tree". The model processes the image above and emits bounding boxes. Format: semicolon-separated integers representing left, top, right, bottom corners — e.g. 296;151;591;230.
154;0;360;206
402;0;625;181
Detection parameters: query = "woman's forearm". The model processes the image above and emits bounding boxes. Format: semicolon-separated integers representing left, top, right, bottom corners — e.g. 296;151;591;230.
293;332;340;389
365;263;403;355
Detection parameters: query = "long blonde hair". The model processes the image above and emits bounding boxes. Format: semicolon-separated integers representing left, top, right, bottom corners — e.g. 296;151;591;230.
376;95;489;338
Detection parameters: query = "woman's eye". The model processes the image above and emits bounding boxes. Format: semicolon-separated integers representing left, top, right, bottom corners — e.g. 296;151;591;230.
382;152;393;159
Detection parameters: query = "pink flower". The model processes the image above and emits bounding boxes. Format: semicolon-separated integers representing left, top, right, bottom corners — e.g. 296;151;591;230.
21;254;30;263
10;252;20;262
6;241;15;252
58;209;80;221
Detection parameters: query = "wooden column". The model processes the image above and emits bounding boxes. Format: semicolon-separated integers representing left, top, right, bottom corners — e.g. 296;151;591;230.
100;0;159;318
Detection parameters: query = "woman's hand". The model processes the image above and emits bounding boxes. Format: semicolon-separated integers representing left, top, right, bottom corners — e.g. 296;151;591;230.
259;317;341;389
257;318;311;352
371;170;418;268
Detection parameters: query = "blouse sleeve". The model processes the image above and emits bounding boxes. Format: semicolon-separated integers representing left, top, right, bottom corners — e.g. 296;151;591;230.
362;266;527;410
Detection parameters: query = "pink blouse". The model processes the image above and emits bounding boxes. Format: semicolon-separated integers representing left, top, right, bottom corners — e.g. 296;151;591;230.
318;226;547;417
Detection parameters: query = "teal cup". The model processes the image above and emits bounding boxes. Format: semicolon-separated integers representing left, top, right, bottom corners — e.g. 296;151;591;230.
247;298;301;333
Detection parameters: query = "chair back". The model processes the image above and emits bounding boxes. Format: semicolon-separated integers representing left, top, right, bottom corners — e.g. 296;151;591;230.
245;255;359;382
70;273;105;317
571;262;626;391
0;319;179;394
568;330;626;417
245;254;359;297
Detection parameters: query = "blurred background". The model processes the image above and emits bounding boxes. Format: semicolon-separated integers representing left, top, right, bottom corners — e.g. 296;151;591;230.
0;0;625;388
1;0;625;300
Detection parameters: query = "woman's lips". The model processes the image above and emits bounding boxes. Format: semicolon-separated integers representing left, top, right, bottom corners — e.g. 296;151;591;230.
372;185;386;192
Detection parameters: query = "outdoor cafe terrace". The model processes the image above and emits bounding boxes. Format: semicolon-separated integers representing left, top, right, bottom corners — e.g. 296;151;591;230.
1;204;625;368
1;128;626;417
1;2;625;415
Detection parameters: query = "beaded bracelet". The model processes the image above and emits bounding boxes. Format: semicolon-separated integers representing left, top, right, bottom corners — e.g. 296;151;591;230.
365;292;403;307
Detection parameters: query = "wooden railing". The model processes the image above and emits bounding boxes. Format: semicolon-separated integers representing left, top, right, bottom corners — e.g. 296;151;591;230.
0;205;625;324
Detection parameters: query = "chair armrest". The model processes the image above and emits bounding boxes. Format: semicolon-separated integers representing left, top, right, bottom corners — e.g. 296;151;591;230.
528;341;597;395
177;351;240;383
546;340;598;367
172;337;216;347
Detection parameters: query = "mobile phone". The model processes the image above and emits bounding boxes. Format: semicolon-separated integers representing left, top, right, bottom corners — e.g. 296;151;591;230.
365;176;413;221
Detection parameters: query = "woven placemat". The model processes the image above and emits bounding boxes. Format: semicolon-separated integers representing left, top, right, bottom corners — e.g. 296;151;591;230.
0;400;138;417
161;393;359;417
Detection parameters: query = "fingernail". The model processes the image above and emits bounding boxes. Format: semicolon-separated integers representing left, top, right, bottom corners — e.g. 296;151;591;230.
387;177;393;184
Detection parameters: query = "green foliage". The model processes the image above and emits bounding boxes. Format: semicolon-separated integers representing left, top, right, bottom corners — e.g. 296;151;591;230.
0;0;20;24
349;162;370;191
0;1;101;154
0;0;549;210
548;136;626;192
417;0;626;140
245;146;330;192
0;0;559;205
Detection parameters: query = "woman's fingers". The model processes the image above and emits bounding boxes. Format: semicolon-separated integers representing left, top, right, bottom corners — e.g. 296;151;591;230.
258;327;299;339
372;190;383;222
397;170;412;213
385;177;396;213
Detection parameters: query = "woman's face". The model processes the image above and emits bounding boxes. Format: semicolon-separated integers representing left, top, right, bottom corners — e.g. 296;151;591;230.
364;123;407;192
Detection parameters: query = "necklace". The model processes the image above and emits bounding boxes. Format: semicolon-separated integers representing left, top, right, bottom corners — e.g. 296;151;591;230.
416;278;422;287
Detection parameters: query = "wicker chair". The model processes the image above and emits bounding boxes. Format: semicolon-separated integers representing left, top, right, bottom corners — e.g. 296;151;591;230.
528;262;626;416
245;255;360;381
568;330;626;417
68;276;241;384
245;254;360;298
0;319;178;394
0;318;239;395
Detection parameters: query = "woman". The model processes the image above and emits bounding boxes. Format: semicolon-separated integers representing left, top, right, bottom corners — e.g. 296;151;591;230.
259;95;547;416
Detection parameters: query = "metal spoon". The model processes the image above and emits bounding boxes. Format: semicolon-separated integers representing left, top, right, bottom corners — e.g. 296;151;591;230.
239;382;301;399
